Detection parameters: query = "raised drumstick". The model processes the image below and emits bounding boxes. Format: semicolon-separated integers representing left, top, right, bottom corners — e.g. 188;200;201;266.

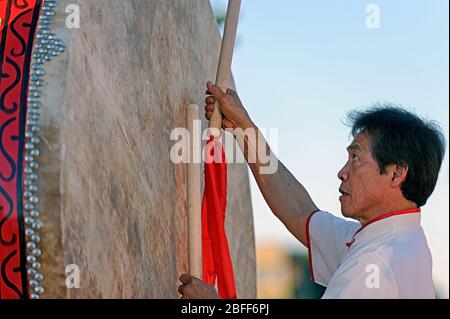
209;0;242;133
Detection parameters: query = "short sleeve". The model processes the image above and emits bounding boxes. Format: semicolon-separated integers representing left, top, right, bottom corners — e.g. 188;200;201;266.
306;211;360;286
322;254;399;299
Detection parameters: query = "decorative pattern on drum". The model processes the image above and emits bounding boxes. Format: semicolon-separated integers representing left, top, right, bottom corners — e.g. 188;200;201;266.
0;0;43;300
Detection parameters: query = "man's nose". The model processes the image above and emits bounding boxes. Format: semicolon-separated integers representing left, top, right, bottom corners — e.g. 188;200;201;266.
338;165;349;182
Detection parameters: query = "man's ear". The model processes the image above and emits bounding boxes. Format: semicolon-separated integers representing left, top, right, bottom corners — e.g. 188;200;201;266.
389;164;409;187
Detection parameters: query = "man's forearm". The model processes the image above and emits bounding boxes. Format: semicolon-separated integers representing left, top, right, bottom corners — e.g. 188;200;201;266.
232;122;318;246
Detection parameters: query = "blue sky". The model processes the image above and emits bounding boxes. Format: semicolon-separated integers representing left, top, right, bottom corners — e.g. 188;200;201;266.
211;0;449;297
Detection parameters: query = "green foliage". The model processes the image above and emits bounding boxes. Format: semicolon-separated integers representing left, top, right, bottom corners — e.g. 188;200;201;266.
290;252;326;299
215;10;226;28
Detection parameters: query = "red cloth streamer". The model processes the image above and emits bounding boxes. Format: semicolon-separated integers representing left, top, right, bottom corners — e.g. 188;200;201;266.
0;0;42;299
201;132;237;299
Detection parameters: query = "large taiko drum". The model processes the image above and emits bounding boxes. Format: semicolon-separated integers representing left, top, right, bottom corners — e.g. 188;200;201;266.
1;0;256;299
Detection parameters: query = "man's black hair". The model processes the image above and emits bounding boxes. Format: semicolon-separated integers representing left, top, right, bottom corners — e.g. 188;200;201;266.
347;104;446;207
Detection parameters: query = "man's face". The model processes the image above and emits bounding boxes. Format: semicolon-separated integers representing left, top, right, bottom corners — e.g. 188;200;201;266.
338;133;391;221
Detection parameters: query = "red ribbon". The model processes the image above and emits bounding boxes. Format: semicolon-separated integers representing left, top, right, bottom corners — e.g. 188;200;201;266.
201;133;237;299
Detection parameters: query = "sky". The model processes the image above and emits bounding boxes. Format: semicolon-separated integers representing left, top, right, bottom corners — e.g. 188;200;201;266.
211;0;449;298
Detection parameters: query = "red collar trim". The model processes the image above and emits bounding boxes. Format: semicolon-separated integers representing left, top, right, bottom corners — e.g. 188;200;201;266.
346;208;421;248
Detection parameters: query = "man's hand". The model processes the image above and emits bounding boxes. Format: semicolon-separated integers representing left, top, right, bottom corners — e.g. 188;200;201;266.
205;81;254;131
178;274;220;299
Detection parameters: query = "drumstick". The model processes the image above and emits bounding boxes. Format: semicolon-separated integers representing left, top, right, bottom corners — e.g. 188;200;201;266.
209;0;242;132
187;104;202;278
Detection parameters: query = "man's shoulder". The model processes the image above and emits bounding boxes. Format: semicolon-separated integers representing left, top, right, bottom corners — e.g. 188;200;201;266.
388;227;432;272
341;233;424;275
373;226;432;263
312;210;360;231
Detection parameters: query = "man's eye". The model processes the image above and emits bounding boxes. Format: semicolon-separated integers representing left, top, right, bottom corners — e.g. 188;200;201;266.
352;154;358;160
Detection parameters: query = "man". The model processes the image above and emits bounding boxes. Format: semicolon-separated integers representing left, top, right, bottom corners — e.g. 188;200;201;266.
178;81;446;299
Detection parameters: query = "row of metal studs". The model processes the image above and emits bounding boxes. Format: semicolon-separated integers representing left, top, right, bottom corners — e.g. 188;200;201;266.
25;0;65;299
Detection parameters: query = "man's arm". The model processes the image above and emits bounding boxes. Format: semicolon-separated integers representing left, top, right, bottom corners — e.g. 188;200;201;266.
205;82;318;246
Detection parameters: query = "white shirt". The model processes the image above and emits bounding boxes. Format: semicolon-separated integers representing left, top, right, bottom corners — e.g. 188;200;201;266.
306;208;436;299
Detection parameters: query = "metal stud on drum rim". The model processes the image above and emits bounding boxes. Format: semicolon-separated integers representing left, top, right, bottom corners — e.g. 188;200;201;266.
24;0;65;299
